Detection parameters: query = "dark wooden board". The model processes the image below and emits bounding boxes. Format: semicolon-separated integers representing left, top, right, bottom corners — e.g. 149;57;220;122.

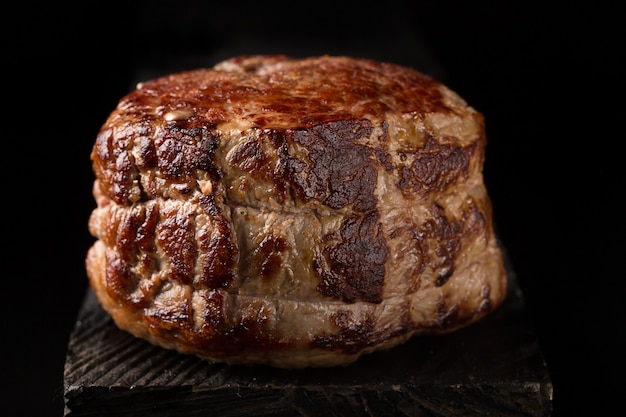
64;246;553;416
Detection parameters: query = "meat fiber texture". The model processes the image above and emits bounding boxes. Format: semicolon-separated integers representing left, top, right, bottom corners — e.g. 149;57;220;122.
86;55;507;368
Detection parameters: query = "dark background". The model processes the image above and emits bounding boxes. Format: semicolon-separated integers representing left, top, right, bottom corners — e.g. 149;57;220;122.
5;1;623;416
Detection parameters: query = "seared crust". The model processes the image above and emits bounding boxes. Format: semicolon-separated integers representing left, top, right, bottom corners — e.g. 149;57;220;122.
86;55;507;368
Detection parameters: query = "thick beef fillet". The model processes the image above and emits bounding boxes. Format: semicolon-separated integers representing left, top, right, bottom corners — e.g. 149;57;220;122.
86;55;507;368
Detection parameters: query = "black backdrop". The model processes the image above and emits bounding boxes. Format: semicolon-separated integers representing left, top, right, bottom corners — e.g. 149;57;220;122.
5;1;623;416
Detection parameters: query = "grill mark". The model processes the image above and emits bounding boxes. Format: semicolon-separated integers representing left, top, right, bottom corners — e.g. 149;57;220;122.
250;234;289;280
199;289;226;338
315;212;388;304
157;204;197;285
311;309;404;354
104;250;135;305
289;120;377;211
144;291;194;335
437;302;459;328
229;129;289;201
398;137;475;195
198;193;237;289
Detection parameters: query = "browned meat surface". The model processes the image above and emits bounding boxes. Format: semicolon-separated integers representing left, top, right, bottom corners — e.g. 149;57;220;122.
86;55;507;368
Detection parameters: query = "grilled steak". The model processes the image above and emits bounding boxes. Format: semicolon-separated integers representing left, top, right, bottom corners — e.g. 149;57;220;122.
86;55;507;368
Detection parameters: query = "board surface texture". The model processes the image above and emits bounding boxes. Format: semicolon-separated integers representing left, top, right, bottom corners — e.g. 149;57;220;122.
64;248;553;416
